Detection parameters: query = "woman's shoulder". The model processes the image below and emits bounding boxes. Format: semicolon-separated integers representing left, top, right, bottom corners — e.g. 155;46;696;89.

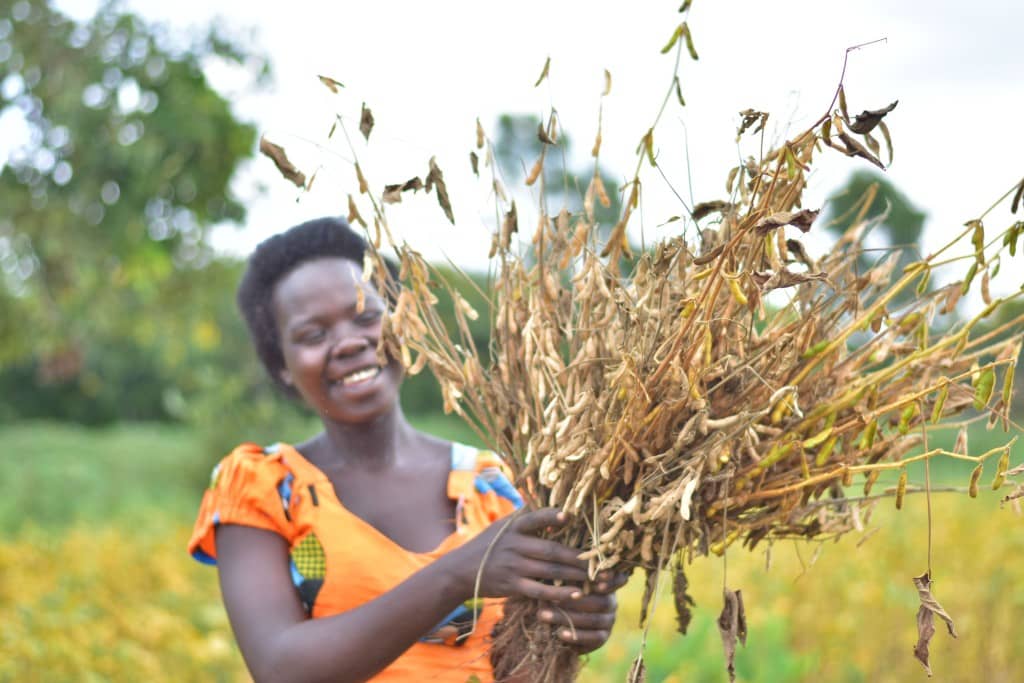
209;442;295;490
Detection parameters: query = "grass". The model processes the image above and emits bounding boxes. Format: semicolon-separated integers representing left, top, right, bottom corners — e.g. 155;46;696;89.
1;420;1020;681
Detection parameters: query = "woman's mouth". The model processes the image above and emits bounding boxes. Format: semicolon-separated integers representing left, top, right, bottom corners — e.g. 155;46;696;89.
338;366;381;386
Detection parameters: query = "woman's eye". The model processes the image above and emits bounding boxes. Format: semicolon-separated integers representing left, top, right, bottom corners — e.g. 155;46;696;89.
356;310;382;325
297;329;325;344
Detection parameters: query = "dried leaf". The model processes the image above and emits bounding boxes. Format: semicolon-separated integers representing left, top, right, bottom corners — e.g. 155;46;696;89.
849;100;898;134
359;103;374;141
754;209;819;234
737;109;768;139
674;76;686;106
382;185;403;204
912;572;958;676
469;151;479;176
628;654;646;683
673;563;696;635
259;136;306;188
475;118;485;149
838;85;849;122
837;131;885;169
717;588;747;683
317;74;344;93
786;239;815;269
603;69;612;96
534;56;550;87
751;268;830;292
638;568;658;628
1002;484;1024;504
425;157;454;224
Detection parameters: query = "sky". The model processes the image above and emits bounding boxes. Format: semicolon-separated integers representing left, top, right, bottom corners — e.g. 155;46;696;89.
45;0;1024;277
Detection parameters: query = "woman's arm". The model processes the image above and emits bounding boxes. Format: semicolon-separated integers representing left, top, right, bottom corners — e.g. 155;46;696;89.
216;508;590;683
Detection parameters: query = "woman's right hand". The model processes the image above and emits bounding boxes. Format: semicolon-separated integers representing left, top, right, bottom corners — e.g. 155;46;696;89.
443;508;590;603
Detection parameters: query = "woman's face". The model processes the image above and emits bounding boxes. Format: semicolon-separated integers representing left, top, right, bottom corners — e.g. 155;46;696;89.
271;257;402;424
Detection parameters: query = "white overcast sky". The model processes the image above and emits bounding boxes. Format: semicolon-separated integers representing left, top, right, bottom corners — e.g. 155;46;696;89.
45;0;1024;275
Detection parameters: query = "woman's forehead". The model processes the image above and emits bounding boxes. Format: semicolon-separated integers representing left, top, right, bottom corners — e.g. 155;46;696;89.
273;257;381;311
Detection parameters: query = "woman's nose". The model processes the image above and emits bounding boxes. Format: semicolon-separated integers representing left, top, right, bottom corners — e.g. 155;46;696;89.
331;334;371;357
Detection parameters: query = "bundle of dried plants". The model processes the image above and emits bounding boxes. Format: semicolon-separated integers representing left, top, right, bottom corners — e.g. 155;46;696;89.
263;11;1024;681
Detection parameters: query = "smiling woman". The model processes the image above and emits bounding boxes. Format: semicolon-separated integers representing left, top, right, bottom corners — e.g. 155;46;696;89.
187;217;627;682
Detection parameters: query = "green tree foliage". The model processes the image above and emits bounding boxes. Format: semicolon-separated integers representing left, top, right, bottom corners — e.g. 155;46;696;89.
823;169;927;285
494;113;622;228
0;0;265;423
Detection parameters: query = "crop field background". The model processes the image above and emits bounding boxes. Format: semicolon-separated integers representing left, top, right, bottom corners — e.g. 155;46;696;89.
1;421;1019;682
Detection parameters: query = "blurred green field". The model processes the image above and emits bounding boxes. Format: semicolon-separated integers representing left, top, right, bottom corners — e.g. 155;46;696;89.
1;421;1020;682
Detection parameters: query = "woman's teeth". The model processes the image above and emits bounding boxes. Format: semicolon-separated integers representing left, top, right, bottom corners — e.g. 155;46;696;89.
341;366;380;385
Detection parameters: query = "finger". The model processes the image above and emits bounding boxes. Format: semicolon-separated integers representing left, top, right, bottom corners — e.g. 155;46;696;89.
518;538;588;570
513;578;582;603
517;558;590;584
555;627;610;650
542;593;615;614
514;508;569;535
537;607;615;631
590;572;630;594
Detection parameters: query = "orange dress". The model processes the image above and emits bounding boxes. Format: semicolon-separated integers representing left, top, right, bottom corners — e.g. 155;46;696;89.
188;441;523;682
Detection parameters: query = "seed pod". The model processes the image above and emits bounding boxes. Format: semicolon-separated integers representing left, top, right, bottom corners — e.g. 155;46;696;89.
898;403;916;435
968;463;983;498
992;448;1010;490
895;470;908;510
815;434;839;467
525;156;544;186
1003;361;1016;405
962;262;978;295
842;466;854;488
803;426;833;450
973;367;996;410
858;420;878;450
864;469;880;496
931;383;949;424
727;275;748;306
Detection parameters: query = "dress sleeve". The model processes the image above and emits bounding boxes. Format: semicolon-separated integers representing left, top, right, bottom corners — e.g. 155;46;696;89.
187;443;293;565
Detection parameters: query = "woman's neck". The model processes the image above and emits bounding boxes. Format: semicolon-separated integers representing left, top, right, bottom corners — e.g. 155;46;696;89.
316;405;416;472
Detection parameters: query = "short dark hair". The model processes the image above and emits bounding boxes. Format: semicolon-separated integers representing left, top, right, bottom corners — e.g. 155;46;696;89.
236;216;393;396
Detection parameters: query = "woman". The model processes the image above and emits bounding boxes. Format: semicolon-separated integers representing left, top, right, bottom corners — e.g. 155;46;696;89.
188;217;624;682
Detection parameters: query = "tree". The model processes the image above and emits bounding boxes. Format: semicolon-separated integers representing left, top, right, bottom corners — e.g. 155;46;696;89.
493;113;622;232
823;170;927;294
0;0;265;419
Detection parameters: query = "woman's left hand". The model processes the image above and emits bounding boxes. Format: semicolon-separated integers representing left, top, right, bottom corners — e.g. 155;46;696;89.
535;571;630;653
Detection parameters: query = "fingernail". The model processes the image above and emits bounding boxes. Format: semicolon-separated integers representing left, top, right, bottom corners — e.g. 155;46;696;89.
598;571;611;581
596;582;608;591
570;590;582;599
561;629;573;639
556;511;567;522
538;609;554;621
